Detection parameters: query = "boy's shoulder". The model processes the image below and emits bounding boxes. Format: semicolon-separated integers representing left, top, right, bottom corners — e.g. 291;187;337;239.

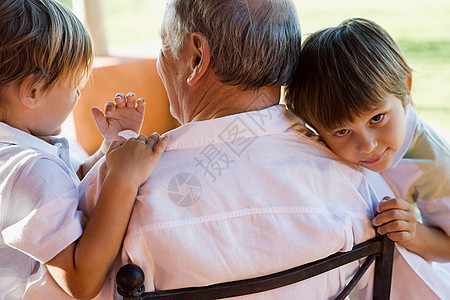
0;142;41;166
0;142;76;188
0;141;57;162
0;122;74;169
407;117;450;162
0;143;54;180
385;116;450;203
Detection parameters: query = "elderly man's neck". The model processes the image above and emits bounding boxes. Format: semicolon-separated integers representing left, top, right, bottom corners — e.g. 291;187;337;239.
186;85;281;123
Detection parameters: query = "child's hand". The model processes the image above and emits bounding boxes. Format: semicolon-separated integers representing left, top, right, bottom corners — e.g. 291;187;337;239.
105;133;169;188
92;92;145;143
372;196;417;245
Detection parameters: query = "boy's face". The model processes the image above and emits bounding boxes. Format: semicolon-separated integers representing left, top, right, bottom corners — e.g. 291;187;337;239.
33;82;81;136
314;95;407;173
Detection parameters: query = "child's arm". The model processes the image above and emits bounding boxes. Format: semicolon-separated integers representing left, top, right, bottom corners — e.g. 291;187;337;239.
373;196;450;262
46;133;169;299
77;92;145;179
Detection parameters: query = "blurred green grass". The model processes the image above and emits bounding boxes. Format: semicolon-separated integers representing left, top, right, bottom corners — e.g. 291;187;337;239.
60;0;450;135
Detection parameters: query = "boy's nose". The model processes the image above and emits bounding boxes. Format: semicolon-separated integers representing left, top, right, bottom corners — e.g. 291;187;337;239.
355;133;378;153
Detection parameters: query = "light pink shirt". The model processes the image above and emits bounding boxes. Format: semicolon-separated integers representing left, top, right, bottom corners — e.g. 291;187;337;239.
81;105;448;299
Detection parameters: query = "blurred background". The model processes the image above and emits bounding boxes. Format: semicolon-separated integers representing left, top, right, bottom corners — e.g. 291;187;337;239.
58;0;450;153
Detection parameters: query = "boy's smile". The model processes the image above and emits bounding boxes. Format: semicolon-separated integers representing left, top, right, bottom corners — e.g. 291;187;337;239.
359;149;387;165
315;94;408;172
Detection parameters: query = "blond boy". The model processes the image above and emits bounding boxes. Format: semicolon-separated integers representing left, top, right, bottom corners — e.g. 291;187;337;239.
0;0;168;298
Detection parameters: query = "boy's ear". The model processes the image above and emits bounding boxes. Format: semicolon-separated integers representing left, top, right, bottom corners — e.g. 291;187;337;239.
186;32;211;86
19;75;41;109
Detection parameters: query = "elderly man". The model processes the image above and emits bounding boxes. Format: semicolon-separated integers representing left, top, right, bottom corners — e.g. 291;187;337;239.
81;0;450;299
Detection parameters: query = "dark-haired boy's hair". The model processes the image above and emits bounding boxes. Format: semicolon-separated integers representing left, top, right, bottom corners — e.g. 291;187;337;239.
285;18;412;131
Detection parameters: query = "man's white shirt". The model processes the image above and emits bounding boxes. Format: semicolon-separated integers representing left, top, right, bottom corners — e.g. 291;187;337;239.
80;105;449;299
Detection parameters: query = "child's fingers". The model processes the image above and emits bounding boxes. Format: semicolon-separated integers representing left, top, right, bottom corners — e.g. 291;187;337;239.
135;135;148;144
153;135;170;154
91;106;105;119
115;93;126;108
126;92;136;108
376;217;415;243
376;218;411;234
377;196;413;213
136;98;146;114
385;231;411;243
373;207;417;227
146;132;160;148
117;136;147;152
104;101;116;117
91;106;107;131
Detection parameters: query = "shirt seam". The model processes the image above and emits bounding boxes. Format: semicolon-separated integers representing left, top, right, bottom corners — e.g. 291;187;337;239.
127;207;369;237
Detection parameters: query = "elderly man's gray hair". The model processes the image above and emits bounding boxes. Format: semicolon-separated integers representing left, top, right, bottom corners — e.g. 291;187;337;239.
164;0;301;90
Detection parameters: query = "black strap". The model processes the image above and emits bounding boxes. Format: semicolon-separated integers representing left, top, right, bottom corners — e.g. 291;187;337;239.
117;235;393;300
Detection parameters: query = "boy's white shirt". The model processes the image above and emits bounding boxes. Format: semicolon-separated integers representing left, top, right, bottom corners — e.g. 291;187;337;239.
380;105;450;298
0;122;85;299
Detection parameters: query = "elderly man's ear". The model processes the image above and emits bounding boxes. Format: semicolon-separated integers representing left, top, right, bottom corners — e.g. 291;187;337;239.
187;32;211;86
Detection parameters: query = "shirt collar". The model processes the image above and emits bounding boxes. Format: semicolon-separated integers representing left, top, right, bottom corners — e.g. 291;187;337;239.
163;105;302;150
390;104;418;167
0;122;72;168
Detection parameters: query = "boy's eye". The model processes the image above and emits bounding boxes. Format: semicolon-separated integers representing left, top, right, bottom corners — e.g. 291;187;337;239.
371;114;385;124
334;129;349;137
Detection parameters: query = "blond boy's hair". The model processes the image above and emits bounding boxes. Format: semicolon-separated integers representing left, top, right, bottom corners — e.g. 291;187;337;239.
0;0;93;118
284;18;412;131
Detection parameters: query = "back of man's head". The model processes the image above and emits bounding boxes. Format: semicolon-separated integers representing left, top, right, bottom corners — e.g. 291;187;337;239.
164;0;301;90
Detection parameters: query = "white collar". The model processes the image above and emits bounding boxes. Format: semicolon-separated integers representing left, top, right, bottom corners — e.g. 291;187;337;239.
163;105;302;150
0;122;72;168
390;104;418;168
